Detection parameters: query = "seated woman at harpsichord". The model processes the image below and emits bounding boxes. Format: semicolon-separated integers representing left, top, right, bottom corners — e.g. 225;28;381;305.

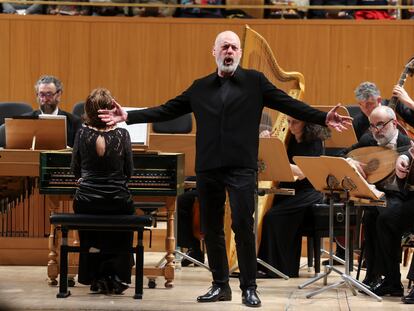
71;88;135;295
257;116;330;278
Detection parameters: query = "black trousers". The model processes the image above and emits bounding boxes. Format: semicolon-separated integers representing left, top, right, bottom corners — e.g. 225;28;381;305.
376;194;414;284
197;167;257;290
362;195;403;280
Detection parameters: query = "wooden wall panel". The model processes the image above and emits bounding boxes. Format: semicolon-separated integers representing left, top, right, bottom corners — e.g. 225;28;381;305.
8;17;90;112
0;16;414;113
0;20;10;101
330;23;414;106
89;20;171;108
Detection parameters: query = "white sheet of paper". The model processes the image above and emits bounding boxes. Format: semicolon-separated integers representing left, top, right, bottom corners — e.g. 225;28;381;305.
117;107;148;145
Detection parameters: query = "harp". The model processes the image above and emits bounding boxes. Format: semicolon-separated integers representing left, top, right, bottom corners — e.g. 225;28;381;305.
225;25;306;271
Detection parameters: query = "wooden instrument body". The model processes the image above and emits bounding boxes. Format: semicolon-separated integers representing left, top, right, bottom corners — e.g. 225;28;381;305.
346;146;399;184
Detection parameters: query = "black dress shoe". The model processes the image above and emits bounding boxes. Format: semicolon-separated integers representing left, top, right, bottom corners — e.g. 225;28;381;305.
197;284;232;302
358;276;381;295
402;287;414;304
373;280;404;297
242;288;261;308
90;280;100;292
111;278;129;295
181;248;204;267
361;276;382;289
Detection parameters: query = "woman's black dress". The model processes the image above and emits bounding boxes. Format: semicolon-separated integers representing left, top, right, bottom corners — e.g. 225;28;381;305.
257;136;324;277
71;126;135;285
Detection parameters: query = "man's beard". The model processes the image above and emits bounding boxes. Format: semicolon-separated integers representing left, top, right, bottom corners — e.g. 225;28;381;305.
217;56;240;75
40;101;58;114
374;132;393;146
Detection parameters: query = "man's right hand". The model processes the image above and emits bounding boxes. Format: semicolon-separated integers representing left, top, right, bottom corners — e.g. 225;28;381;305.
98;99;128;126
396;154;410;179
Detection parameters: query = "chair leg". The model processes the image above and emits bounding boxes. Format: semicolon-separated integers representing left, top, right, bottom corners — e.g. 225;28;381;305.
356;240;365;281
57;228;71;298
307;237;314;268
314;235;321;274
134;230;144;299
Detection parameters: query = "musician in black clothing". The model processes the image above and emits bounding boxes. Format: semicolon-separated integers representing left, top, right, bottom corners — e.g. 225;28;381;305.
23;75;81;147
352;81;414;140
329;81;414;265
344;106;411;295
257;116;330;278
97;30;352;308
372;145;414;298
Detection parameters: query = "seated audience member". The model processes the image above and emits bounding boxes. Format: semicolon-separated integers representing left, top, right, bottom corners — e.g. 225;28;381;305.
401;0;414;19
174;0;224;18
264;0;307;19
47;0;90;15
307;0;355;18
89;0;125;16
22;75;82;148
354;0;394;19
257;116;330;278
128;0;177;17
343;106;411;290
71;87;134;295
2;0;44;14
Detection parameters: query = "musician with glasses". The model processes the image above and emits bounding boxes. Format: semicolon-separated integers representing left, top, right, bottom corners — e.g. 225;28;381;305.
329;81;414;265
97;30;352;308
344;105;411;296
22;75;81;147
353;81;414;140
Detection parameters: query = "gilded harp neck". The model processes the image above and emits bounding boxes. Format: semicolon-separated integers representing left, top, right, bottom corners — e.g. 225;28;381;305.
241;25;305;143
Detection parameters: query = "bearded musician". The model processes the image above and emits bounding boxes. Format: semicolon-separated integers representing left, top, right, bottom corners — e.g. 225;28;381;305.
343;106;411;295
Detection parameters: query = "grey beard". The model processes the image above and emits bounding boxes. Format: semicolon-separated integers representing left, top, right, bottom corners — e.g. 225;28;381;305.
375;135;392;146
218;61;239;75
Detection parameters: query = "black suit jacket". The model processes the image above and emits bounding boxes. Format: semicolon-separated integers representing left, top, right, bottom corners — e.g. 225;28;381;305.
23;109;81;147
127;67;327;172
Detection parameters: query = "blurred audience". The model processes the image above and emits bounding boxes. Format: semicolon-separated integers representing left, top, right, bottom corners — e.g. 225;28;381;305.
128;0;177;17
307;0;355;18
354;0;395;19
174;0;225;18
2;0;44;14
265;0;307;19
47;0;90;15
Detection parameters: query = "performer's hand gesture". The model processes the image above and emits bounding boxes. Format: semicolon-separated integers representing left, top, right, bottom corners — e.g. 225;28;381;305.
98;99;128;126
325;103;353;132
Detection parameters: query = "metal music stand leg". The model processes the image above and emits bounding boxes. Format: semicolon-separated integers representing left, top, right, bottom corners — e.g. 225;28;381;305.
298;187;337;290
255;180;289;280
299;176;382;302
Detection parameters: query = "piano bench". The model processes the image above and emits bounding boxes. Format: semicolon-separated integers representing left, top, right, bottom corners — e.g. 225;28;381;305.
49;213;153;299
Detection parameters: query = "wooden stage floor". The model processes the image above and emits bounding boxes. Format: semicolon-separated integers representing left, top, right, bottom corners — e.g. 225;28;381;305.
0;253;413;311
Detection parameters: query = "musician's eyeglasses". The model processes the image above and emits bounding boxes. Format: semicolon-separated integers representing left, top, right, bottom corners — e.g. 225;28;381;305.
37;91;58;98
369;119;394;131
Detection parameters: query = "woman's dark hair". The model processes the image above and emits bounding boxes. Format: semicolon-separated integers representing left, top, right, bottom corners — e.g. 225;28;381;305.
84;88;114;129
302;122;331;143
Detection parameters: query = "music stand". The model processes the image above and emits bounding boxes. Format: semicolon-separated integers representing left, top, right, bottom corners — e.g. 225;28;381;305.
252;137;297;280
293;155;384;301
5;116;67;150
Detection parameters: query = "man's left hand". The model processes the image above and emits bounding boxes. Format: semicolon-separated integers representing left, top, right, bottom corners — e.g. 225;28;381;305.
326;103;353;132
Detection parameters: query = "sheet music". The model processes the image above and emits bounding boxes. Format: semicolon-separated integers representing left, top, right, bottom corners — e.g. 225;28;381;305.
117;107;148;145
